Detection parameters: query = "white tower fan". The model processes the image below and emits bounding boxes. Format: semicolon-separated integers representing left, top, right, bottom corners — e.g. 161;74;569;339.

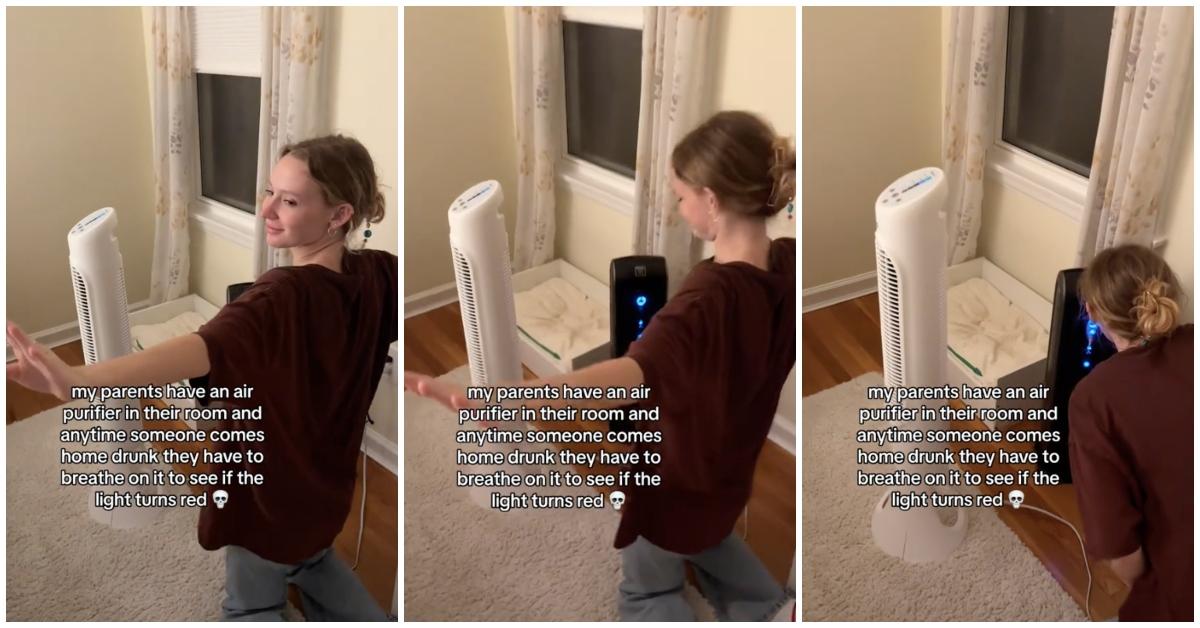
68;207;163;529
870;168;967;562
447;181;540;508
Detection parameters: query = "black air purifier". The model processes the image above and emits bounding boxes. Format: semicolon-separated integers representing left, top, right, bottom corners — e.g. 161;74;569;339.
609;256;668;432
610;256;668;358
1037;268;1117;483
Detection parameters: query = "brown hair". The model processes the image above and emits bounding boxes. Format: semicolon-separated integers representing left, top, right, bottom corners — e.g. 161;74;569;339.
280;135;385;235
1079;244;1184;343
671;111;795;218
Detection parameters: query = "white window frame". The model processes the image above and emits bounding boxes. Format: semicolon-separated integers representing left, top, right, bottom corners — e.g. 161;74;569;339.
987;6;1092;223
188;6;261;249
557;7;643;216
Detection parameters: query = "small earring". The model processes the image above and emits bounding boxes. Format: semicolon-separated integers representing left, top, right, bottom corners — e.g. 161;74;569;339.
362;221;372;247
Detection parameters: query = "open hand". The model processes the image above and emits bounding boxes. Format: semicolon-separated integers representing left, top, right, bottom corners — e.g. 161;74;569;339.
403;370;480;412
6;321;86;401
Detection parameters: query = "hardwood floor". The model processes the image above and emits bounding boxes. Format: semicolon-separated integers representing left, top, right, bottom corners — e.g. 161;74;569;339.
404;302;797;586
6;340;397;616
803;293;1126;620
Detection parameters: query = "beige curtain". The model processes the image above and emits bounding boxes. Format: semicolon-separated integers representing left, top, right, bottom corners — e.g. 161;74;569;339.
148;7;197;303
632;7;713;295
1075;7;1193;265
508;7;563;272
942;7;998;265
252;6;331;277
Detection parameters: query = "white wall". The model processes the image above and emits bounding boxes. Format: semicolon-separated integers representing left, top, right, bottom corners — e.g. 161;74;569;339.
801;7;942;290
330;6;399;261
404;6;518;298
7;7;157;334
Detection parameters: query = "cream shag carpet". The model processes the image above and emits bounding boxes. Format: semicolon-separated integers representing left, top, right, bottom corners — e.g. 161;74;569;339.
404;365;716;621
802;373;1086;621
6;400;226;621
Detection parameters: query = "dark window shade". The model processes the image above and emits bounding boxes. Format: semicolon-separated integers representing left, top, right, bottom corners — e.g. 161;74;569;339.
197;73;261;213
1002;7;1113;176
563;21;641;178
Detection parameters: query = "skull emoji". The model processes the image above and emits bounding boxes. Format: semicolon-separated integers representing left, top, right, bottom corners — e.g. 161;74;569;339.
609;490;626;511
1008;489;1024;510
213;489;229;509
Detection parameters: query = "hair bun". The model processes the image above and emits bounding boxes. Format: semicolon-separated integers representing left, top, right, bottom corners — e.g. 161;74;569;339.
767;136;796;210
1131;277;1179;339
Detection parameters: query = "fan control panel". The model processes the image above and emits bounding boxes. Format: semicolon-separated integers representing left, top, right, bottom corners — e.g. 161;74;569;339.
877;168;942;208
70;207;114;235
451;181;497;213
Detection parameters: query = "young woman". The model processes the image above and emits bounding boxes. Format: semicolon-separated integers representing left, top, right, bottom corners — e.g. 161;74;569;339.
407;111;795;621
1071;244;1193;621
8;135;397;620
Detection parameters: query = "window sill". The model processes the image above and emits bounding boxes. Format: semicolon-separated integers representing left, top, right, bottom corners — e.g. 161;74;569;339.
987;143;1170;250
986;142;1088;222
190;196;255;249
558;156;636;216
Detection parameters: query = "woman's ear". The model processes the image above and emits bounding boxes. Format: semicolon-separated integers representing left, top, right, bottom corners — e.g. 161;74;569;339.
331;203;354;232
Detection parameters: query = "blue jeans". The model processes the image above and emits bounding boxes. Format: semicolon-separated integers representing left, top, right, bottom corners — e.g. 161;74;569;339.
618;534;793;621
222;545;389;621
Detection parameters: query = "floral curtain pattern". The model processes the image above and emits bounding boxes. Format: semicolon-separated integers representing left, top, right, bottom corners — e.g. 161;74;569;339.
1075;7;1193;264
632;6;713;295
942;7;997;266
148;7;195;303
253;6;330;277
509;7;563;272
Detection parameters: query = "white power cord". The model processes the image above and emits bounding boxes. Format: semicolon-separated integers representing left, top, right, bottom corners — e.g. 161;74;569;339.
1017;503;1094;621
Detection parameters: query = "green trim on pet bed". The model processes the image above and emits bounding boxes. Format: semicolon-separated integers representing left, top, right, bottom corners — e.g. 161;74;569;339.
518;326;561;361
947;345;982;377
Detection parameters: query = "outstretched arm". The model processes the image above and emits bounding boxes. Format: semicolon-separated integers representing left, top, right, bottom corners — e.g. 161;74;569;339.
7;321;210;401
405;356;645;412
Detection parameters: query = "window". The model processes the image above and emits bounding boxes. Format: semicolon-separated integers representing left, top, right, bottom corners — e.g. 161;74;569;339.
989;7;1114;220
196;74;260;213
1002;7;1113;176
562;21;641;178
188;7;261;244
557;7;643;214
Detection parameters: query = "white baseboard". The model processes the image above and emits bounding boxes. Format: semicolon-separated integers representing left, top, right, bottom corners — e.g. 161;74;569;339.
6;299;152;362
362;427;398;476
768;414;795;457
404;281;458;318
802;271;877;313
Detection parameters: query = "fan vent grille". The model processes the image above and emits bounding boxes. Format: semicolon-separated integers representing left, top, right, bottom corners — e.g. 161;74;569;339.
116;264;132;353
452;246;486;385
71;267;98;365
876;245;904;388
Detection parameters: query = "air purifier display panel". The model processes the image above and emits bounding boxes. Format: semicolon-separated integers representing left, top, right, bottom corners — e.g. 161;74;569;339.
609;256;668;359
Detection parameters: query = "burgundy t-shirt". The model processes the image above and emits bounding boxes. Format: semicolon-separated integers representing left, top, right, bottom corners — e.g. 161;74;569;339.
194;249;397;564
616;238;795;554
1069;324;1193;621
